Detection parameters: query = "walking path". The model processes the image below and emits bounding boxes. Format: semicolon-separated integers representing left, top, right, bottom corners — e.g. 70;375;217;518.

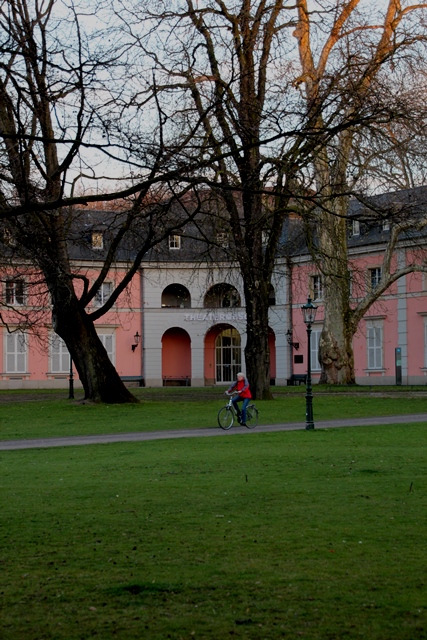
1;413;426;450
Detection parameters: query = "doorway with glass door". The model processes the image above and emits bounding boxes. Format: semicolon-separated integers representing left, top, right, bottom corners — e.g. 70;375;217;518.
215;328;241;383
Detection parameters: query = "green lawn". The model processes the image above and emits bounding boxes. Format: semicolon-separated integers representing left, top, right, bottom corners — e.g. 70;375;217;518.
0;386;427;440
1;423;426;639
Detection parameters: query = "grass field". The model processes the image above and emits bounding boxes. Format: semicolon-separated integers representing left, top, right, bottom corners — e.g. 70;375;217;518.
0;426;426;639
1;385;427;441
0;390;426;638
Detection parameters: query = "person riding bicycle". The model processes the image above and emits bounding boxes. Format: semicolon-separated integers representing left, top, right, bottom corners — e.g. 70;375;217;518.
227;372;252;426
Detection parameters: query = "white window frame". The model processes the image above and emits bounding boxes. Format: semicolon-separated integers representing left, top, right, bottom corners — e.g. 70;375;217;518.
169;235;181;250
311;327;322;371
5;278;25;306
369;267;382;290
352;219;360;236
382;221;390;232
94;282;113;307
97;331;115;365
367;321;383;370
50;334;71;374
311;274;323;301
5;331;27;373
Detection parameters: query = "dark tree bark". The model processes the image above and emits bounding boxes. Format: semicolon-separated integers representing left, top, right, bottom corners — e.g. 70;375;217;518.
0;0;201;402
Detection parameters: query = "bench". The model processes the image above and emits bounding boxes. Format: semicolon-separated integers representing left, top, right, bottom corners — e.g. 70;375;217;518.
287;374;307;386
120;376;145;387
162;376;191;387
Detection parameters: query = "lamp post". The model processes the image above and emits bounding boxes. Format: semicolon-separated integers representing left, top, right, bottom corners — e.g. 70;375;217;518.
302;297;318;430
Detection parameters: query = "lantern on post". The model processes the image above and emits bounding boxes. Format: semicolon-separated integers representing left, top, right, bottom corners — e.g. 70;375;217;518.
301;297;318;429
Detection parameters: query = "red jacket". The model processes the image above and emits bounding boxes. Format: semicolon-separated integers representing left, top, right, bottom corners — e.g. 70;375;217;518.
228;377;252;399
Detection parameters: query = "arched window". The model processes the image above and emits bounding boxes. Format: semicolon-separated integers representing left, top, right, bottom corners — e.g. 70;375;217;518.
161;284;191;309
204;283;241;308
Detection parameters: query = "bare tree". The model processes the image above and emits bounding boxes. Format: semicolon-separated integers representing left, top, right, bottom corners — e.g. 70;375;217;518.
118;0;313;399
293;0;427;383
116;0;427;394
0;0;203;402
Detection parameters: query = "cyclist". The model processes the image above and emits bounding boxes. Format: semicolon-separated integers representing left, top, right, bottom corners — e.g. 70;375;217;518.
227;372;252;426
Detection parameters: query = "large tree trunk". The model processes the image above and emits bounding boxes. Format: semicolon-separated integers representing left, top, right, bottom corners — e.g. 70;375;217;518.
319;288;356;385
243;279;273;400
52;296;138;403
39;225;138;404
317;197;356;384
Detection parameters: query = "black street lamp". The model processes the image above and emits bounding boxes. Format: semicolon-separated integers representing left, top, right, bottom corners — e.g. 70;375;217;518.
302;297;318;430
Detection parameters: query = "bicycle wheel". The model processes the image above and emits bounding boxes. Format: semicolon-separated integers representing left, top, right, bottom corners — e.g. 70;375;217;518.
245;405;258;429
218;406;234;429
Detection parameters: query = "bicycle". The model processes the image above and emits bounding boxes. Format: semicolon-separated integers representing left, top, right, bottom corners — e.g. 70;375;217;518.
217;391;259;430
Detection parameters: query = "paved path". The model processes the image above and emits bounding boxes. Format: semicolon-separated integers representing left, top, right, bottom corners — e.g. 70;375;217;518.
1;413;426;450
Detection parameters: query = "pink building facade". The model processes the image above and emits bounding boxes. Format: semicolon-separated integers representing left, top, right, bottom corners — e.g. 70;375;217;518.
1;217;427;389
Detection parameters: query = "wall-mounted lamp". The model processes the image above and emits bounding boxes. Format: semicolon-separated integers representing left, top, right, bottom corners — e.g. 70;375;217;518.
286;329;299;350
131;331;141;352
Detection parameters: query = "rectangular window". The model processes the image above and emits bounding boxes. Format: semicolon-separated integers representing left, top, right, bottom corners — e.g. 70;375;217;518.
98;332;115;364
311;274;323;301
50;334;71;373
382;221;390;232
367;322;383;369
311;328;322;371
169;235;181;250
5;278;25;305
92;231;104;250
352;220;360;236
5;332;27;373
94;282;112;307
369;267;382;290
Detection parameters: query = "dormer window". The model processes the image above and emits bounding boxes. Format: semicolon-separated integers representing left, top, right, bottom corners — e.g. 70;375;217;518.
92;231;104;250
169;235;181;250
216;232;229;248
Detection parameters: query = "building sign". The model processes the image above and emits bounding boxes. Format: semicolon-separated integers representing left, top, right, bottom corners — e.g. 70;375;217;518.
184;311;247;323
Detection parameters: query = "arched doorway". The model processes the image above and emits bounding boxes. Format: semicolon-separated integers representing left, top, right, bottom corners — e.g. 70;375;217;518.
205;325;241;384
162;327;191;385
